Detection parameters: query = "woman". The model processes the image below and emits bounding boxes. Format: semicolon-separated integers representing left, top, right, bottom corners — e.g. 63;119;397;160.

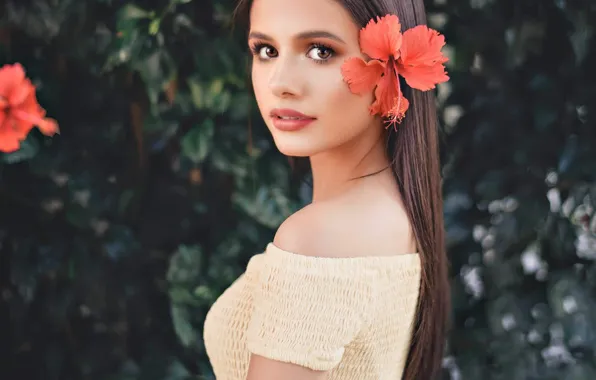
202;0;451;379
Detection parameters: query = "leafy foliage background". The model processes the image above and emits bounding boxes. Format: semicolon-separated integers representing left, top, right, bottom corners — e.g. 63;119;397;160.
0;0;595;379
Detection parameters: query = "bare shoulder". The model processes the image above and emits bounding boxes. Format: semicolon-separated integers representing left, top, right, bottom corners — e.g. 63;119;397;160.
273;189;417;258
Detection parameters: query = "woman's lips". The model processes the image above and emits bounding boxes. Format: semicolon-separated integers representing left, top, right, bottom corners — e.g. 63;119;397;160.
270;108;316;132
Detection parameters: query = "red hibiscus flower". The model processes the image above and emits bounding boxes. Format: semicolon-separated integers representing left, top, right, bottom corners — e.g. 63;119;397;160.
341;14;449;130
0;63;59;153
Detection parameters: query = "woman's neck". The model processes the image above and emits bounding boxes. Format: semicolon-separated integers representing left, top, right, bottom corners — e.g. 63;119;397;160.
309;127;390;203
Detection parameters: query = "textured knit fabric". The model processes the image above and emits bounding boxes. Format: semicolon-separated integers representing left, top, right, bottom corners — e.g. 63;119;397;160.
203;243;421;380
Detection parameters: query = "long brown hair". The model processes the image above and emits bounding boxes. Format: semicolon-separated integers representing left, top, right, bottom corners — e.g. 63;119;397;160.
234;1;450;379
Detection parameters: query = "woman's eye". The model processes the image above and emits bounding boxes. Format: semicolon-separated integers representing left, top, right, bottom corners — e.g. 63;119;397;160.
258;45;278;59
307;46;334;61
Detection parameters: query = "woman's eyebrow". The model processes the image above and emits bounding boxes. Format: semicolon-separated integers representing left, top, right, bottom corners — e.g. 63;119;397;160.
248;30;346;44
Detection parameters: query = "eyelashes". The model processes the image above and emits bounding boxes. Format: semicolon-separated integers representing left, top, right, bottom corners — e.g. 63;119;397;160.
248;42;336;64
249;43;277;59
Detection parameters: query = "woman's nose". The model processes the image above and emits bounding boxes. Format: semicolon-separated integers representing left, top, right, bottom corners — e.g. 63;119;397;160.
268;57;304;98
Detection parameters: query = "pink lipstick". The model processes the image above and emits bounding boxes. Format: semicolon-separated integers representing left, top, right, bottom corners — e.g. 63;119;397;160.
270;108;316;131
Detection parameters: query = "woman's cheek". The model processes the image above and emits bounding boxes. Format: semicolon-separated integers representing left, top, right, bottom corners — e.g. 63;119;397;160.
323;74;375;137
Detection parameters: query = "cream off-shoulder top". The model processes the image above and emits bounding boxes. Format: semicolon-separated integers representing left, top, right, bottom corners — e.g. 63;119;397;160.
203;242;421;379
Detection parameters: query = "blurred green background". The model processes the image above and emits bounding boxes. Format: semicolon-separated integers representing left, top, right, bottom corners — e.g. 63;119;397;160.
0;0;595;379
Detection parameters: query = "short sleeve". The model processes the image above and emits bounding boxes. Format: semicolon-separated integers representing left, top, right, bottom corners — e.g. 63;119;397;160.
245;244;373;371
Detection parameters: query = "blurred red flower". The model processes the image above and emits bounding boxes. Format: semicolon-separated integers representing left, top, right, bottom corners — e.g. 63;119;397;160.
0;63;59;153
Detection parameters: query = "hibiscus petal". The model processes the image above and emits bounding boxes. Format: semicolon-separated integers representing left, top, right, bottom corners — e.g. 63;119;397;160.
369;65;409;119
397;25;449;91
13;109;59;136
0;116;22;153
341;57;385;94
359;15;403;61
9;80;35;107
0;136;21;153
13;88;60;136
36;117;59;136
0;63;26;100
400;25;448;66
0;111;5;133
398;64;449;91
12;117;35;140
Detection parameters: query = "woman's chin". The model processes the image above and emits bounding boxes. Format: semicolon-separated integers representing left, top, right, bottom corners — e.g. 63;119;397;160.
271;137;318;158
275;145;313;158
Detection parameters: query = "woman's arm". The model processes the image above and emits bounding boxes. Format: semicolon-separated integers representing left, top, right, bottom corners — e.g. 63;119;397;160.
246;354;329;380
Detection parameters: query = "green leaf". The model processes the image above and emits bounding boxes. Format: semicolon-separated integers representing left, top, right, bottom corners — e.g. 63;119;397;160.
65;204;92;228
164;359;192;380
148;19;161;35
228;93;252;121
168;287;201;306
133;49;177;108
170;305;196;348
118;189;135;216
188;78;231;113
209;79;224;98
233;186;296;228
187;76;204;109
180;120;215;164
214;91;232;114
192;285;215;303
167;245;202;285
118;4;152;22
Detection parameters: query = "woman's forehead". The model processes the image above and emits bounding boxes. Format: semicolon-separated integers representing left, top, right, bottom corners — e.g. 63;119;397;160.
249;0;358;41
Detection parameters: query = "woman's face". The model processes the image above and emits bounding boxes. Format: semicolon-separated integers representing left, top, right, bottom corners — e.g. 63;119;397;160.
249;0;382;157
